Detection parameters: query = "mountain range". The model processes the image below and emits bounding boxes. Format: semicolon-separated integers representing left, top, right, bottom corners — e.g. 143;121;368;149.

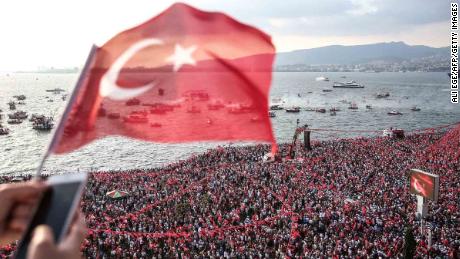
275;41;448;66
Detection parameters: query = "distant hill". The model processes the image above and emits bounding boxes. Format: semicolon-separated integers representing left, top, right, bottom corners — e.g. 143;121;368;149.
275;42;449;66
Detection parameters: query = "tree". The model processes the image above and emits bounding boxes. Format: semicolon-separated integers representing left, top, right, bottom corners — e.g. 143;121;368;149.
403;225;417;259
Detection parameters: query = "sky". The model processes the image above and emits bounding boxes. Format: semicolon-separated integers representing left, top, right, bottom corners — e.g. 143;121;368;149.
0;0;451;71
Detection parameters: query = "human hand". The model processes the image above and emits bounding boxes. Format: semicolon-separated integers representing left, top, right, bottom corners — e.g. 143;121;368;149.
27;212;87;259
0;181;46;245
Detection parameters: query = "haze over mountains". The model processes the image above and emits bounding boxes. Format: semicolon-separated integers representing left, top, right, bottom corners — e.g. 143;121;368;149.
275;41;449;66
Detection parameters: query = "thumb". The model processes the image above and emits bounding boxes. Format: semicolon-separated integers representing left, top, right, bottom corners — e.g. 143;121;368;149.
27;225;57;259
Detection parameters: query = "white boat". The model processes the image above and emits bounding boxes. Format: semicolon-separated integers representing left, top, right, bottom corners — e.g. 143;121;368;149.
333;80;364;88
315;76;330;82
388;110;403;115
411;106;421;111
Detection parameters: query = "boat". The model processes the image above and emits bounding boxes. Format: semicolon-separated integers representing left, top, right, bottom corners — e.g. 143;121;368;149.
32;117;54;131
322;89;332;92
0;127;9;135
207;101;225;110
107;113;120;119
46;88;65;93
7;119;22;124
366;105;372;109
8;101;16;110
98;106;107;117
376;92;390;98
150;123;162;128
29;114;45;122
330;111;337;116
130;110;148;117
387;110;403;115
125;98;141;106
348;103;358;110
333;81;364;88
305;108;316;112
123;114;148;123
8;111;28;120
17;101;26;105
269;112;276;118
250;116;261;122
13;95;26;100
315;76;330;81
329;107;341;112
47;99;54;102
315;108;326;113
285;107;300;113
149;103;174;114
270;105;284;111
410;106;421;111
187;106;201;113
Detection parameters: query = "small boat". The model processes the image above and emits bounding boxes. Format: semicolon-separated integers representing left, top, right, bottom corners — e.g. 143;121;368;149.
13;95;26;100
32;116;54;131
329;107;341;112
315;76;330;82
150;123;162;128
125;98;141;106
98;106;107;117
330;111;337;116
366;105;372;109
46;88;65;93
107;113;120;119
270;105;284;111
322;89;332;92
123;114;148;123
348;103;358;110
333;81;364;88
376;92;390;99
410;106;421;111
17;101;26;105
286;107;300;113
250;116;261;122
315;108;326;113
305;108;316;112
207;102;225;110
47;99;54;102
187;106;201;113
0;127;9;135
149;103;174;114
388;110;403;115
8;101;16;110
7;119;22;124
269;112;276;118
8;111;28;120
29;114;45;122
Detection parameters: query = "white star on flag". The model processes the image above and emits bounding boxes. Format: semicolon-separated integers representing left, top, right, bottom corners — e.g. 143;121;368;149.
166;44;197;72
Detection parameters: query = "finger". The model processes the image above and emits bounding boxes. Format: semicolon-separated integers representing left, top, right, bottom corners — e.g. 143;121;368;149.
0;181;47;200
27;225;56;259
8;217;29;231
12;203;35;218
59;213;87;253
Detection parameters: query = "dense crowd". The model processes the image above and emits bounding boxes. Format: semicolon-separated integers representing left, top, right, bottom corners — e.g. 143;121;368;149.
1;126;459;258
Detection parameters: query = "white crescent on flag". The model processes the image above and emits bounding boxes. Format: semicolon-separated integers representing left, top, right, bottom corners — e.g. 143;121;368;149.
99;38;164;100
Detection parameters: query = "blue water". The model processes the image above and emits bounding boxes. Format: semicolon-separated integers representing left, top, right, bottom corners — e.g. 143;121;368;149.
0;72;458;175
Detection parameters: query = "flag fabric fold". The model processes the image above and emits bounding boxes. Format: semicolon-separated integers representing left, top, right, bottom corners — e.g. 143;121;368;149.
52;3;276;154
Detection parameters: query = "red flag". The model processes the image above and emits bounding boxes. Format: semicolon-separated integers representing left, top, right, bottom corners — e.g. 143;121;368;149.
52;3;276;154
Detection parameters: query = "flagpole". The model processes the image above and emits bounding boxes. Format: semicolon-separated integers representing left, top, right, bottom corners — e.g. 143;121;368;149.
35;45;98;178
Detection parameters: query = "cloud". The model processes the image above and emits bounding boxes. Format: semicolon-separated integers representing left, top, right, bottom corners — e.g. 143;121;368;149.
346;0;378;16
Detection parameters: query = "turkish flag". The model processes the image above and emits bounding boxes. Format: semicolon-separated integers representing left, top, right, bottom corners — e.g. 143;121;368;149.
52;3;276;154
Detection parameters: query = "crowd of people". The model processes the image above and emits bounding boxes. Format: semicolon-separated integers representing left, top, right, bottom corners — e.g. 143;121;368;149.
0;125;459;258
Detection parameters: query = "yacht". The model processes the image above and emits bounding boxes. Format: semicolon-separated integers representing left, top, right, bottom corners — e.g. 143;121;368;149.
410;106;421;111
388;110;403;115
315;76;330;82
348;103;358;110
333;80;364;88
286;107;301;113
